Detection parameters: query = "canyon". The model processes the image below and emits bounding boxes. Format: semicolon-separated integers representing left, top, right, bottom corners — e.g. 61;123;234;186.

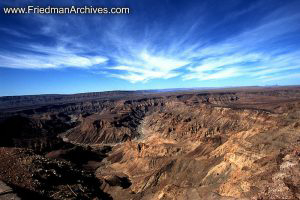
0;86;300;200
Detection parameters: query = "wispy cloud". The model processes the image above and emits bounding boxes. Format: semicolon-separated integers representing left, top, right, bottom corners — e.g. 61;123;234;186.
179;5;300;82
184;68;240;80
260;73;300;82
107;51;189;83
0;0;299;85
101;1;300;83
0;28;30;39
0;42;108;69
0;53;108;69
0;16;108;69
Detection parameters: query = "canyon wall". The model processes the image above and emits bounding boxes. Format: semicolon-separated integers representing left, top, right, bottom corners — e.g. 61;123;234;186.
0;87;300;199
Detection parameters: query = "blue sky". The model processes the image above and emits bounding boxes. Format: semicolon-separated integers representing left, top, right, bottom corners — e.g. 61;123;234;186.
0;0;300;96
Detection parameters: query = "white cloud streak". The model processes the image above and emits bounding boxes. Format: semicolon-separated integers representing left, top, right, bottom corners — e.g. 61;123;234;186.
0;53;108;69
108;51;189;83
0;17;108;69
0;2;300;85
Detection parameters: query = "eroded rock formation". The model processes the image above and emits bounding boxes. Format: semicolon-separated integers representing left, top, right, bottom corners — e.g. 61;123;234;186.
0;86;300;199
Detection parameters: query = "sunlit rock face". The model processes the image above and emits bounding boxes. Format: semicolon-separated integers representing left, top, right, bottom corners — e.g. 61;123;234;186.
1;87;300;199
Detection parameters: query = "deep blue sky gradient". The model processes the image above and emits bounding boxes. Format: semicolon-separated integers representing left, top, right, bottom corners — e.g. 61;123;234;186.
0;0;300;95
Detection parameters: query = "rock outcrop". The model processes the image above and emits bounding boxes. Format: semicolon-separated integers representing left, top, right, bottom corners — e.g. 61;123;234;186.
0;86;300;199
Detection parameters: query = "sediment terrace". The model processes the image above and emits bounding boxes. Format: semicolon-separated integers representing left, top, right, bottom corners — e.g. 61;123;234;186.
0;86;300;199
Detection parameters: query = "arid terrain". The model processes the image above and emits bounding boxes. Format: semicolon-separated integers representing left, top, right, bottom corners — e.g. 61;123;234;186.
0;86;300;200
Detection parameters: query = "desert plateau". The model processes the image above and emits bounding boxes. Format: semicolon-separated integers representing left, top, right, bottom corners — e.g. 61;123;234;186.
0;86;300;200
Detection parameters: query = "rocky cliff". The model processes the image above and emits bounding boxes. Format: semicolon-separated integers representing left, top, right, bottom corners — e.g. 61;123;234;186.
0;86;300;199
